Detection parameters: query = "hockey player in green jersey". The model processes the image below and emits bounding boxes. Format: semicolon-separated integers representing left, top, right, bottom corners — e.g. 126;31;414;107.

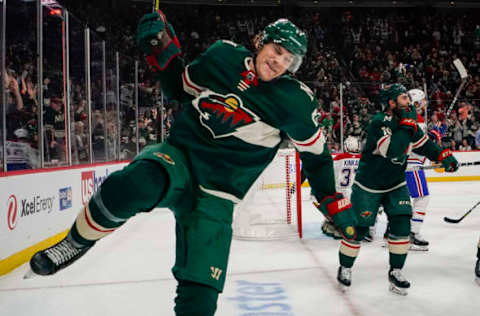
29;10;356;316
336;83;459;296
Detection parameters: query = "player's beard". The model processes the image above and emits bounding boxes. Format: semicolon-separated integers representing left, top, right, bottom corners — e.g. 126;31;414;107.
392;101;403;120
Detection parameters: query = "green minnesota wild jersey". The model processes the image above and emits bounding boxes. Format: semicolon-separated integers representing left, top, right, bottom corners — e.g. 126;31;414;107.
153;40;335;202
354;111;442;192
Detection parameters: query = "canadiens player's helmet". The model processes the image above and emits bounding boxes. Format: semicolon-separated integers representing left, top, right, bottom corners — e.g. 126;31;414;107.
344;136;361;153
407;88;426;109
379;83;407;111
260;18;307;73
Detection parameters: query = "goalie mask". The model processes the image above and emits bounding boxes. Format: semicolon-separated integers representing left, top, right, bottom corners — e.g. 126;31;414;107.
344;136;361;153
259;18;307;73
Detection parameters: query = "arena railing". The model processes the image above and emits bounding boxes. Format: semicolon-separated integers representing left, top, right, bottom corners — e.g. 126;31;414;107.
1;1;478;173
0;0;166;173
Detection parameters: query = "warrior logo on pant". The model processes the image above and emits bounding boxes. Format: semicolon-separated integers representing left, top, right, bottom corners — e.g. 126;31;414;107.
210;267;223;281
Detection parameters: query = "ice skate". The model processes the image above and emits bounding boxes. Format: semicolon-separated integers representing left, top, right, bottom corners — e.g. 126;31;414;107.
337;266;352;292
388;268;410;296
28;236;93;277
410;233;429;251
475;258;480;286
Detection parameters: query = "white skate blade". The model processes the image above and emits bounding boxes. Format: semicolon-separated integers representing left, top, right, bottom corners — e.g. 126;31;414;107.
389;283;408;296
409;244;428;251
23;269;37;280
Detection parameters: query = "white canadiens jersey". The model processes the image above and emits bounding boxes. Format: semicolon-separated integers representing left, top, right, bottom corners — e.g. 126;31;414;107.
407;114;427;170
333;153;361;198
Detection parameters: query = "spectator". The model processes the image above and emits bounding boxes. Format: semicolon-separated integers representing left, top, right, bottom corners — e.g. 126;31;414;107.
459;138;472;151
92;110;105;161
5;3;480;168
475;126;480;149
43;97;66;162
449;139;458;151
72;121;89;163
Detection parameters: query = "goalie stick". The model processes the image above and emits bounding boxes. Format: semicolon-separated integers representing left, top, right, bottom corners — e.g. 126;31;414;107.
444;200;480;224
446;58;469;118
419;161;480;170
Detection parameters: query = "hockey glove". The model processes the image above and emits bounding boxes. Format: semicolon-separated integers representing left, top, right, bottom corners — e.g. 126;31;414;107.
395;107;418;136
315;193;357;240
136;10;181;70
438;149;459;172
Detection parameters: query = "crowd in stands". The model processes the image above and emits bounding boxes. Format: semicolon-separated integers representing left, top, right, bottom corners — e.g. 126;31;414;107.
3;2;479;170
336;9;480;151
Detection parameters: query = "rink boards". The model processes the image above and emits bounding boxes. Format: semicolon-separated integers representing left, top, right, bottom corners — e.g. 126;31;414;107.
1;151;479;276
0;162;128;275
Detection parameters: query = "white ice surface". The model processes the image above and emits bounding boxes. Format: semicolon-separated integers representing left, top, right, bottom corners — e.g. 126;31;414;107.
1;181;479;316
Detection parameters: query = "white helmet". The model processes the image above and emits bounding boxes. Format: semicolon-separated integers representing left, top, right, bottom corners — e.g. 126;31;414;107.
407;88;426;105
344;136;361;153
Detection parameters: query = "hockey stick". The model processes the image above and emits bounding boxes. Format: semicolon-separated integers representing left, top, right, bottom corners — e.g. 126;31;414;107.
419;161;480;170
152;0;160;11
444;200;480;223
445;59;469;118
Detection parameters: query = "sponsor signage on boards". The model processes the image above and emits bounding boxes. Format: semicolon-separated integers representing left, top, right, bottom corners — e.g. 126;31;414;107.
59;187;72;210
81;169;110;204
6;193;56;231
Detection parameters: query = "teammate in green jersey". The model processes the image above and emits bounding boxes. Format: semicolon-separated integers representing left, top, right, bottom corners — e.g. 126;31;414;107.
29;11;356;316
336;83;459;296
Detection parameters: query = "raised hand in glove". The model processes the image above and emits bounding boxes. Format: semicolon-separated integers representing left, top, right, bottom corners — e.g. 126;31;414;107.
136;10;181;70
398;109;418;136
314;192;357;240
438;149;459;172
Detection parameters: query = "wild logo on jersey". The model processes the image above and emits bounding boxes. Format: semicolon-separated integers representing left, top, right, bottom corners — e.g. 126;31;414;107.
193;92;258;138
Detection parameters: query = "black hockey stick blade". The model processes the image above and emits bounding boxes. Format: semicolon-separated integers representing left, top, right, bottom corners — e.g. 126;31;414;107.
443;216;462;223
443;201;480;224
